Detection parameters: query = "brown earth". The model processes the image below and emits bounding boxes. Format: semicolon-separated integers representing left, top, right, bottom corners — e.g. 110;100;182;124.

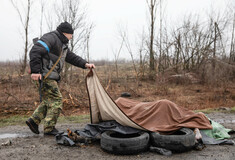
0;112;235;160
0;67;235;118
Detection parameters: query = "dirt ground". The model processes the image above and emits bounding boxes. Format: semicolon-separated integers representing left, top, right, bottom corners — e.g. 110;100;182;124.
0;112;234;160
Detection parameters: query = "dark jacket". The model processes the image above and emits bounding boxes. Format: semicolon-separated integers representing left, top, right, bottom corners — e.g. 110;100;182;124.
29;30;87;80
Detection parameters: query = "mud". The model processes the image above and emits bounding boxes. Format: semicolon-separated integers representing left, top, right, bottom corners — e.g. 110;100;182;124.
0;112;235;160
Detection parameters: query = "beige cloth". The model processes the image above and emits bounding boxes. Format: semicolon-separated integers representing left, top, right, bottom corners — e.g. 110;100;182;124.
86;69;212;133
86;69;144;130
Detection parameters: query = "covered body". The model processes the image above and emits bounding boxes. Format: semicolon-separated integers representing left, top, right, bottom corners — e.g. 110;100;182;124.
86;70;212;133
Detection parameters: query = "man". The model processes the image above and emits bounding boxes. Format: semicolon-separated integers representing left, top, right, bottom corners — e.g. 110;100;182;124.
26;22;95;135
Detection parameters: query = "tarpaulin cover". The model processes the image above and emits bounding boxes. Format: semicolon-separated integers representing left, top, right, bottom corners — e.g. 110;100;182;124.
200;118;233;142
86;69;212;133
55;121;142;146
200;131;234;145
55;121;234;146
75;120;142;139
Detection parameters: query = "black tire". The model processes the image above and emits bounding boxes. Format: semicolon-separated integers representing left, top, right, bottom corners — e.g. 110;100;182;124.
150;128;195;152
100;131;150;155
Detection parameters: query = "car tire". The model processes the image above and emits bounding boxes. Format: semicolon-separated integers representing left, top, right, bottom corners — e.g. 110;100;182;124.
150;128;195;152
100;131;150;155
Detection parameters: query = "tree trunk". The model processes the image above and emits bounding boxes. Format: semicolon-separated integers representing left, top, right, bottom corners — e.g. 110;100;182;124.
147;0;157;79
21;0;31;75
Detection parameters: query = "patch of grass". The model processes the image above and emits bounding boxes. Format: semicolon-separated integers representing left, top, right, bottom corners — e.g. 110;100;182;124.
194;108;216;113
231;106;235;112
195;106;235;113
0;115;28;128
0;114;90;128
58;114;90;123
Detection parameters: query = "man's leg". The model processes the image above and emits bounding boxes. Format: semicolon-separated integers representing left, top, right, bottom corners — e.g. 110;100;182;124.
44;105;62;133
43;80;63;134
30;102;47;125
26;81;48;134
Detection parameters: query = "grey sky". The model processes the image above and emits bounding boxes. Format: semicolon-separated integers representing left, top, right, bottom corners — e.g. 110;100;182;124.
0;0;230;61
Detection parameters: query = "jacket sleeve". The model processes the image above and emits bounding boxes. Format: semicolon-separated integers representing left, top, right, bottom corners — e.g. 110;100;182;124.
65;50;88;69
29;34;56;73
29;43;48;73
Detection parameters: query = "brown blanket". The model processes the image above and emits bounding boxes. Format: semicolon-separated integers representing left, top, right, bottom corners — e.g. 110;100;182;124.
115;97;212;132
86;69;212;133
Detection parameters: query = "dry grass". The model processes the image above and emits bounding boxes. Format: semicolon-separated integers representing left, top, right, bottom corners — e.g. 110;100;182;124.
0;62;235;118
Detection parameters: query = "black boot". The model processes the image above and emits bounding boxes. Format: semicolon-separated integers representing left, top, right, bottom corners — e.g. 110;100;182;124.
44;127;62;136
26;118;39;134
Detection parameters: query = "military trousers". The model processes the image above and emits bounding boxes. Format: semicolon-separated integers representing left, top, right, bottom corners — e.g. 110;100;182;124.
31;79;63;132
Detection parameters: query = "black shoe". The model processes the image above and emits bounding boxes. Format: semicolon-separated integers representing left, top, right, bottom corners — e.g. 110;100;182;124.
44;127;62;136
26;118;39;134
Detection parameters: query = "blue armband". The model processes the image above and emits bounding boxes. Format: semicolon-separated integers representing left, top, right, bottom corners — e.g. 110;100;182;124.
38;40;50;53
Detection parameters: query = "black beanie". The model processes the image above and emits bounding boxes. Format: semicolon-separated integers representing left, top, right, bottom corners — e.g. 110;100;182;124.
56;22;74;34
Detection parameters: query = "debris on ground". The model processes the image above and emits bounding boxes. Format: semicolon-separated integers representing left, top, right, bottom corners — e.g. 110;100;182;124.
1;140;12;146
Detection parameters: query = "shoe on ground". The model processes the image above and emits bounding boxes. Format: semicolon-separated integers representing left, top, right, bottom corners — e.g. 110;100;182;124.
44;127;62;136
26;118;39;134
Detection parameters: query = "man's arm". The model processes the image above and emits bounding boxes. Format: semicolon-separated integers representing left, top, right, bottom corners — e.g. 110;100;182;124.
29;33;56;81
29;44;47;74
29;43;48;81
65;50;95;69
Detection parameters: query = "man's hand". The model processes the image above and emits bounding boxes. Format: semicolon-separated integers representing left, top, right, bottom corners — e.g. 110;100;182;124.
85;63;95;69
31;73;42;81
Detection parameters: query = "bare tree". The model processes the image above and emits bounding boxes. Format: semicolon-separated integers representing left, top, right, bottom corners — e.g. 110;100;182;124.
230;14;235;63
159;0;163;72
39;0;46;37
85;24;94;62
54;0;92;82
138;30;148;79
11;0;32;75
117;23;149;83
146;0;158;79
44;3;56;32
112;38;124;79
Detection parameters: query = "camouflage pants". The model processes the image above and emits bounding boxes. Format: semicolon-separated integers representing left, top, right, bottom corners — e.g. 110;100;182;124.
31;79;63;133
